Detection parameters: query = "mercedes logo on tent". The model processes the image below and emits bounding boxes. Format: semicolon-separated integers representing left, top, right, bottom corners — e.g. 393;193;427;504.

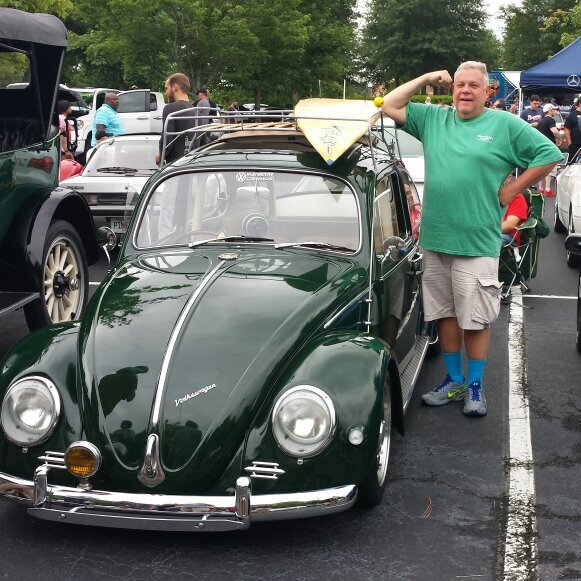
567;74;581;87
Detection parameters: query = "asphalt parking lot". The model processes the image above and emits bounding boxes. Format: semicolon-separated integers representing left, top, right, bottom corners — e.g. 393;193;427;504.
0;198;579;581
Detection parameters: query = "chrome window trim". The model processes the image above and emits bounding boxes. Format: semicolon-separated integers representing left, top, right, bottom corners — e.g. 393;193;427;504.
130;167;364;256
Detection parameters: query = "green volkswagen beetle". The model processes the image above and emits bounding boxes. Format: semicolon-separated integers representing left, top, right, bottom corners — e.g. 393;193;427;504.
0;101;434;531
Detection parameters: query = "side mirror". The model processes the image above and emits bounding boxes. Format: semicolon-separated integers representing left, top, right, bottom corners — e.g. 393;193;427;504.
97;226;118;271
565;234;581;255
97;226;118;251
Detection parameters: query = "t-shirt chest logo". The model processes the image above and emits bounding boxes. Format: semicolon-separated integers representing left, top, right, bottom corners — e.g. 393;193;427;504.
476;134;494;143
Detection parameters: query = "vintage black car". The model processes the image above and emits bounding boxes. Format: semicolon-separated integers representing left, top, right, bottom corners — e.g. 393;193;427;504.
0;8;97;330
0;99;435;531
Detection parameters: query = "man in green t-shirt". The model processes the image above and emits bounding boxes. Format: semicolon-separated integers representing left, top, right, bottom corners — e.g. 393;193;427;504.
380;61;561;417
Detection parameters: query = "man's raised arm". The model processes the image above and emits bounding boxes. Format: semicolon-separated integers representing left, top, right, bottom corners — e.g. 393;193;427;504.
380;70;453;125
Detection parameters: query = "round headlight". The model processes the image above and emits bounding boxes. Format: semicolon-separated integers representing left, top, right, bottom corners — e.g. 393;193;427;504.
0;376;61;446
272;385;335;457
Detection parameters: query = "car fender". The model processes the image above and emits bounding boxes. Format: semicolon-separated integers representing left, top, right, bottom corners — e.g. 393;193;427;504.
0;323;83;479
240;330;403;493
3;187;97;289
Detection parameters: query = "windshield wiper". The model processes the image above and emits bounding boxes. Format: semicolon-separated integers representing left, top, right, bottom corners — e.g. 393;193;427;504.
275;241;355;252
188;235;274;248
96;166;138;173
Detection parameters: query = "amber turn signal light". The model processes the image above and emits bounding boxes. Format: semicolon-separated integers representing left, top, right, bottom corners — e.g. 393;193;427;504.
65;441;101;478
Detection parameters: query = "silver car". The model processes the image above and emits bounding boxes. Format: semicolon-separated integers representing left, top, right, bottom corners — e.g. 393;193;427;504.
61;134;159;240
555;150;581;267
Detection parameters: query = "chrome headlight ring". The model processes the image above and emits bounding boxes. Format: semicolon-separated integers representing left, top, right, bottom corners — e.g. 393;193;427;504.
271;385;336;458
0;375;61;447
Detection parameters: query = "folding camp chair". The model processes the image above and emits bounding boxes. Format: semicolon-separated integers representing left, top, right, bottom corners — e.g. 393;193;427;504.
499;188;547;299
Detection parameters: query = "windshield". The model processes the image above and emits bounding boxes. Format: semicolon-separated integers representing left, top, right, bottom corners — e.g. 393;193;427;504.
83;138;159;175
134;170;361;252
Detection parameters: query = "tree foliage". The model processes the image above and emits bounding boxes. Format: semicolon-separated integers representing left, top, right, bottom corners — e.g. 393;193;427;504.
56;0;356;107
361;0;501;87
501;0;578;69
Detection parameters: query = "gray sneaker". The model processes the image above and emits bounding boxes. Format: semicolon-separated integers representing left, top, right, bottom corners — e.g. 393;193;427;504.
463;380;487;417
422;374;467;407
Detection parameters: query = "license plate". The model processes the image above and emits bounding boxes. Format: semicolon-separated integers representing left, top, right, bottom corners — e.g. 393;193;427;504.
109;217;128;233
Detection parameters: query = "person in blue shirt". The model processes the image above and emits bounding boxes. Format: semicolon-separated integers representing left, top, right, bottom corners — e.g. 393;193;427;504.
91;93;125;146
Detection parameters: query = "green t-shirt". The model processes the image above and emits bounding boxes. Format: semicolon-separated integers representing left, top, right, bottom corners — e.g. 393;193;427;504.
401;103;562;256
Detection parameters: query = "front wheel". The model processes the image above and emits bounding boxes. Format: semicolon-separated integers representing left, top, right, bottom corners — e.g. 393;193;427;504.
358;376;392;507
24;220;89;330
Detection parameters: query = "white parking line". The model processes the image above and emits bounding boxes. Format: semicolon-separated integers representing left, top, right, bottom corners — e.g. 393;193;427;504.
503;286;537;580
523;294;576;299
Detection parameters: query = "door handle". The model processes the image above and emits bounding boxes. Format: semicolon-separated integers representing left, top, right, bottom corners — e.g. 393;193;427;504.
153;116;162;120
136;116;148;120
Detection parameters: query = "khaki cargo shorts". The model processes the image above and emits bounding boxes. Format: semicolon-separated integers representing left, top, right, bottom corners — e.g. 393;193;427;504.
422;250;502;330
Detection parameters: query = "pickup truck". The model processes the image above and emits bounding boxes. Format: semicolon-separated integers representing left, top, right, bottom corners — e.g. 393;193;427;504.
72;88;165;160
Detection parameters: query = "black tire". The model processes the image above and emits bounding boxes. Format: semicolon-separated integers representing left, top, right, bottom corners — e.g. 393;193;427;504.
358;376;392;507
24;220;89;330
566;211;581;268
554;198;566;234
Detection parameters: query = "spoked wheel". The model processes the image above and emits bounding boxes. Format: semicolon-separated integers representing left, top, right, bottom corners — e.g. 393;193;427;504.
24;220;89;330
566;212;581;268
358;377;392;507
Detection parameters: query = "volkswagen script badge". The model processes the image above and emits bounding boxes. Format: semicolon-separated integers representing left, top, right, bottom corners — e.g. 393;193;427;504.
218;253;239;261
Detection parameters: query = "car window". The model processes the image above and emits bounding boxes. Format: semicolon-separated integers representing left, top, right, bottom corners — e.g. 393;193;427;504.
373;174;399;256
150;93;158;111
95;91;107;109
83;139;159;175
0;53;30;88
118;91;148;113
135;170;361;251
400;172;421;241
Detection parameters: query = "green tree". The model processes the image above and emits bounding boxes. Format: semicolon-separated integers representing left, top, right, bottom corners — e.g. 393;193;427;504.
0;0;73;18
361;0;500;88
501;0;577;69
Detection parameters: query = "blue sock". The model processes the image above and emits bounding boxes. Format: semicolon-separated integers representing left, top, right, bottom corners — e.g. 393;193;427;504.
443;351;464;385
467;358;486;386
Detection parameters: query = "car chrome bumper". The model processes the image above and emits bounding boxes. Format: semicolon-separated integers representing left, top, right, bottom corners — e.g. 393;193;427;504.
0;469;357;532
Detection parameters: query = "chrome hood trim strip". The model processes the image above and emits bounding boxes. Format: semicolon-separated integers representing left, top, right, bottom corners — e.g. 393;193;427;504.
150;260;225;428
0;470;357;532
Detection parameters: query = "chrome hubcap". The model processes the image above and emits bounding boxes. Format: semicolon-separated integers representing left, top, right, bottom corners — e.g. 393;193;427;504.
44;237;83;322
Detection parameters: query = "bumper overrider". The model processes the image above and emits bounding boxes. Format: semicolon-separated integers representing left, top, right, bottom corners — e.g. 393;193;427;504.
0;465;357;532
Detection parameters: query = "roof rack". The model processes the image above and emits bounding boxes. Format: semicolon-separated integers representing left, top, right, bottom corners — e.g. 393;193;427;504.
160;104;402;169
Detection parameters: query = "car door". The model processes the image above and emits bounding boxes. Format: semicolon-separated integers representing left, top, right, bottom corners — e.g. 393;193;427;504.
117;90;153;133
371;170;422;365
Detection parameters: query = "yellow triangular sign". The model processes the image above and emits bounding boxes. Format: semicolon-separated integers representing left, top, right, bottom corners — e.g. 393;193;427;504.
295;99;380;165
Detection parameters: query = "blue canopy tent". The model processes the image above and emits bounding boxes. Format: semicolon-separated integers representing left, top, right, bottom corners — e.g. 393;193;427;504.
520;36;581;94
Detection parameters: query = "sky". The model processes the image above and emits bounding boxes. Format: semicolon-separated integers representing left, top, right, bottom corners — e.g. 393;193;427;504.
357;0;523;40
484;0;523;38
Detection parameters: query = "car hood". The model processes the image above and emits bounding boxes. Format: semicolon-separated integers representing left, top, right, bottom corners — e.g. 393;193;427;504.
61;174;153;191
78;248;365;484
